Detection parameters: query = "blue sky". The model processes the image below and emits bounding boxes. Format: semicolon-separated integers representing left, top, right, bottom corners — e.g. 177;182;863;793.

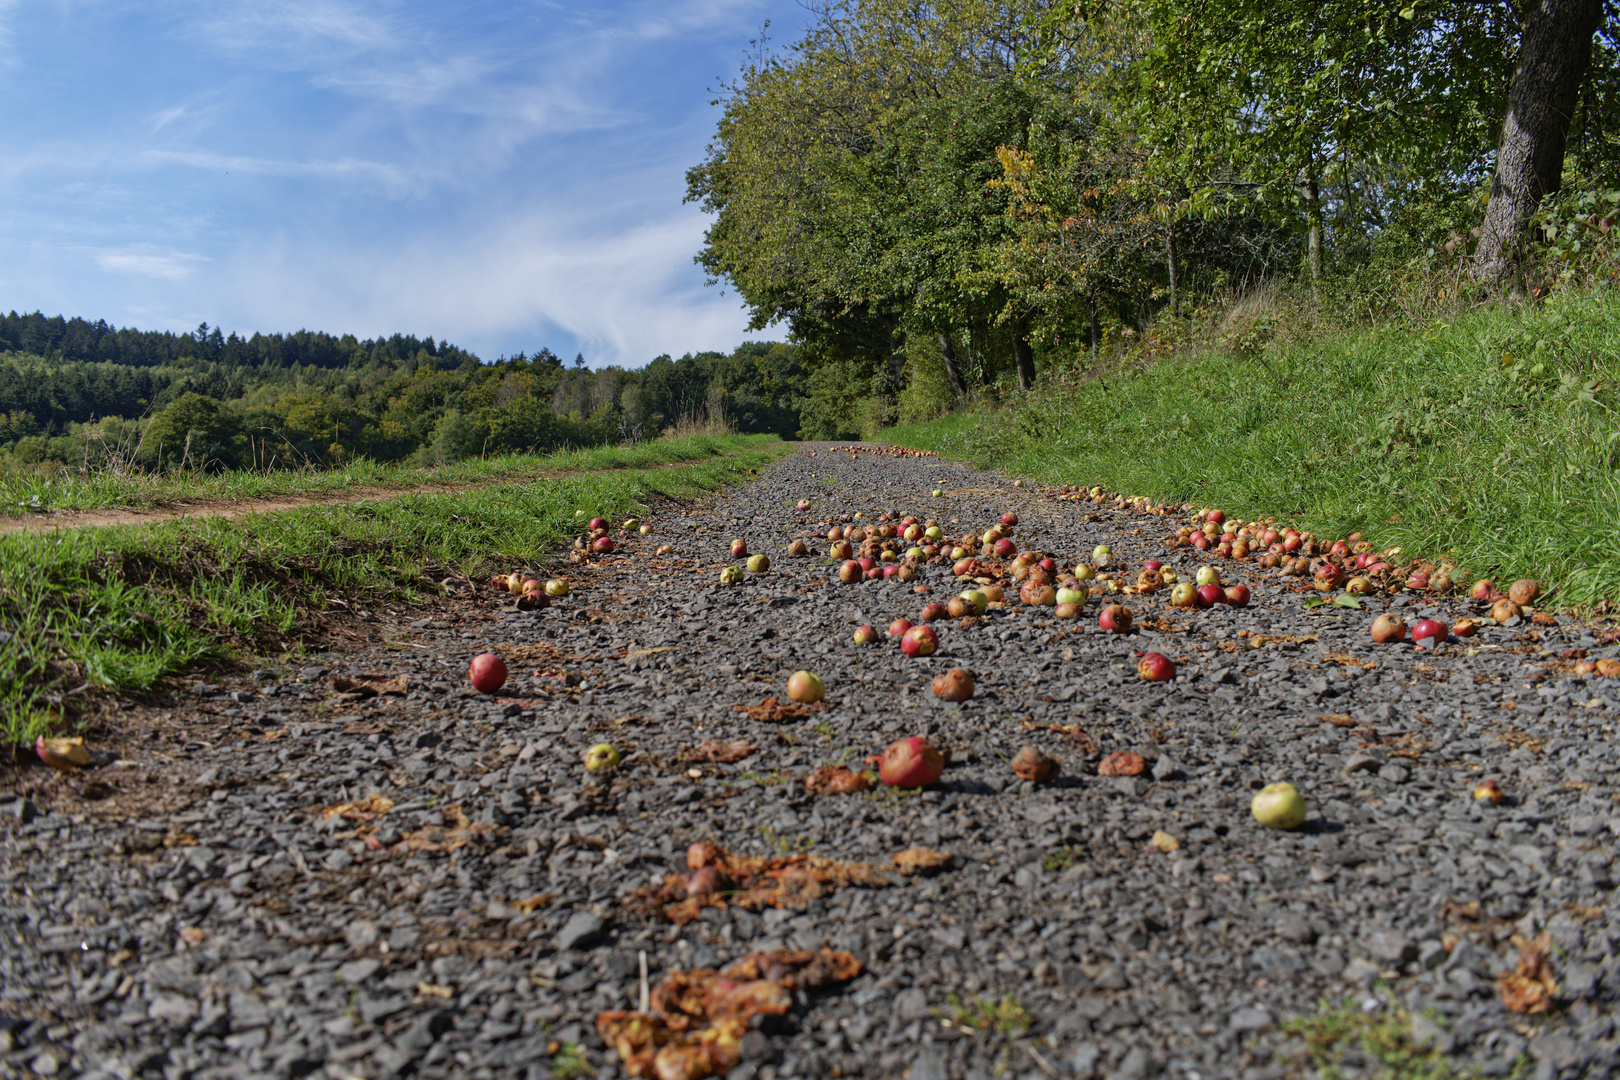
0;0;809;367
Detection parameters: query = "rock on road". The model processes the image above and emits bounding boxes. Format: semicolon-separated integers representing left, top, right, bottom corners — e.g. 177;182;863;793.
4;443;1620;1080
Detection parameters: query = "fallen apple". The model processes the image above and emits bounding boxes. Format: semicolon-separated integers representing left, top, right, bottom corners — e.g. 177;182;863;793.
1370;614;1406;644
1509;578;1540;606
879;736;945;788
1195;583;1224;608
788;540;809;557
1251;782;1306;829
853;625;877;645
1472;778;1505;805
1010;745;1059;783
1471;579;1495;601
838;560;862;584
746;554;770;573
545;579;570;598
1055;586;1087;606
797;499;812;511
468;653;508;694
731;539;749;558
719;565;744;585
1411;618;1448;649
589;517;609;532
1137;652;1175;681
36;735;91;771
1195;566;1221;587
1098;605;1133;633
786;670;826;704
656;544;674;555
959;589;989;615
901;625;939;657
591;536;615;554
931;668;975;702
889;618;912;639
1452;618;1480;638
506;572;524;595
1168;582;1198;608
1491;599;1522;623
920;603;948;622
1344;576;1373;596
1224;584;1251;607
584;743;621;772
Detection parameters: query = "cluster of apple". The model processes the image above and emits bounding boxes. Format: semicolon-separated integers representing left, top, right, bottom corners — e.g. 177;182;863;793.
720;538;772;584
489;571;571;610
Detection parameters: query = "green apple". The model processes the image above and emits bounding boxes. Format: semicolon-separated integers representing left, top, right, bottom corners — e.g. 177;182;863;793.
1251;782;1306;829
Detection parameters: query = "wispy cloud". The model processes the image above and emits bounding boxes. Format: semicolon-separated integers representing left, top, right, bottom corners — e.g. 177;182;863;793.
143;148;410;191
95;247;208;280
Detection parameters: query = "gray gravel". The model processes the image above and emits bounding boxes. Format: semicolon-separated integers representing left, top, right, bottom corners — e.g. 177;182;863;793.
4;442;1620;1080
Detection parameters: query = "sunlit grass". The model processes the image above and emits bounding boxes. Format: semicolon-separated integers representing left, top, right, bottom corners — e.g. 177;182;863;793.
0;437;790;740
887;288;1620;608
0;433;777;516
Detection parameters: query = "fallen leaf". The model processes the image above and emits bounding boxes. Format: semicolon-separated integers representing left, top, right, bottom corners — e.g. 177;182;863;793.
734;696;823;722
891;847;952;875
415;983;455;999
1148;830;1180;853
514;894;554;914
1020;719;1098;755
1321;654;1377;670
682;740;758;765
1498;933;1557;1014
1317;713;1357;728
1097;751;1146;777
178;926;207;944
319;794;396;823
394;803;501;853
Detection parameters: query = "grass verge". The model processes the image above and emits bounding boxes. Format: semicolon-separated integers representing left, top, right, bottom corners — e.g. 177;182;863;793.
0;435;788;741
0;433;767;516
1281;994;1462;1080
885;288;1620;609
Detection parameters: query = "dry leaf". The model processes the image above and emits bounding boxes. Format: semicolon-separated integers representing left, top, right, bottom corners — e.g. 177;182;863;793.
891;847;952;875
319;794;395;823
734;696;823;722
1148;830;1180;853
682;740;758;765
1498;933;1557;1014
513;894;554;914
415;983;455;999
1317;713;1357;728
1098;751;1146;777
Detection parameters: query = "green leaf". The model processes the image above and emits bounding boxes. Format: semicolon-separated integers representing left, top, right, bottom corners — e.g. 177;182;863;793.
1332;593;1364;609
1302;595;1326;609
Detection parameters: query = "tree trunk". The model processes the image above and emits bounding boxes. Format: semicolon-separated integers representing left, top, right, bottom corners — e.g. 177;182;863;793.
936;333;966;398
1012;319;1036;391
1089;291;1100;361
1299;169;1323;290
1166;225;1180;319
1473;0;1604;282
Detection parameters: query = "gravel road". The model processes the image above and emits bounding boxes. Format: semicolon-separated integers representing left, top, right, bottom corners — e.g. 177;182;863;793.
4;443;1620;1080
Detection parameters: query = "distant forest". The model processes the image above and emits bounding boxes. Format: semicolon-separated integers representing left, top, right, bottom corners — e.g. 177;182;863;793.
0;311;808;472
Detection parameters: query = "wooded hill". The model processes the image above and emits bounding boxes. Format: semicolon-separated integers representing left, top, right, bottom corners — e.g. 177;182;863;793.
0;312;806;471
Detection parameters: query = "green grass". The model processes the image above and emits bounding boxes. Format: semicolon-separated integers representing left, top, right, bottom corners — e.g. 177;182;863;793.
0;435;788;740
0;433;768;516
1281;995;1465;1080
886;288;1620;609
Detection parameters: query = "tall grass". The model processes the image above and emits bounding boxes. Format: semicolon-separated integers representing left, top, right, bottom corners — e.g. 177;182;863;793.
0;435;789;740
886;288;1620;608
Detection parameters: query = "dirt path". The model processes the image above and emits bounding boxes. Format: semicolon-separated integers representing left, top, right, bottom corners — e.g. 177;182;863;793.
2;443;1618;1080
0;457;720;535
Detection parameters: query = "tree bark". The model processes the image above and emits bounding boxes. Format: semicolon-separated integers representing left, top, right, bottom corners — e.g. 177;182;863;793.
936;333;966;398
1166;225;1180;319
1474;0;1604;282
1012;319;1036;391
1089;290;1100;361
1299;169;1323;290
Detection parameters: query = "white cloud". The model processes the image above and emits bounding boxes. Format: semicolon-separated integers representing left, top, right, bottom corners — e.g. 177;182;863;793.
218;201;756;366
143;148;410;191
95;247;208;280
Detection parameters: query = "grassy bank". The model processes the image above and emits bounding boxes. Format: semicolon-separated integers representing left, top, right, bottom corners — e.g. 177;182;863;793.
886;289;1620;609
0;434;788;740
0;433;759;516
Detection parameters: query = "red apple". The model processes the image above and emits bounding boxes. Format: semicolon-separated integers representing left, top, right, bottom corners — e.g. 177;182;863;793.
901;625;939;657
879;736;945;788
1411;619;1448;649
1224;584;1251;607
993;537;1017;558
469;653;508;694
1000;512;1018;526
731;539;748;558
1452;618;1480;638
889;618;913;639
592;536;615;554
786;670;826;703
1196;583;1224;608
1098;605;1133;633
931;669;975;702
1137;653;1175;681
589;517;609;532
1471;579;1495;601
838;560;863;584
853;625;877;645
920;603;948;622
